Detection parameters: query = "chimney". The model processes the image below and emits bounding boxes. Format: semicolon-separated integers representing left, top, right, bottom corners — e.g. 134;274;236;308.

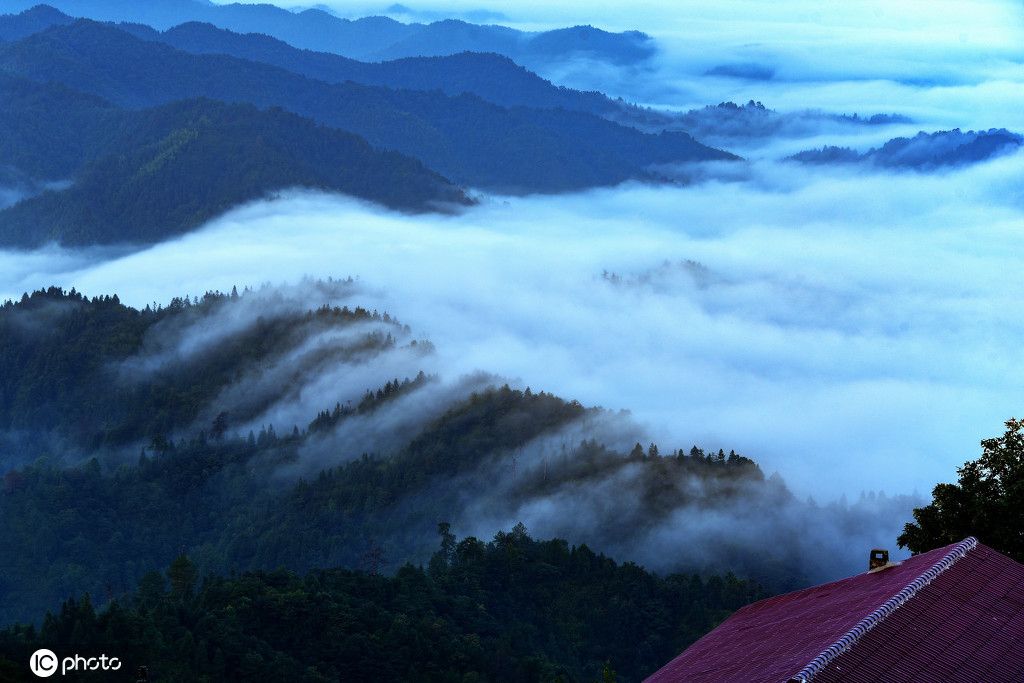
869;548;889;571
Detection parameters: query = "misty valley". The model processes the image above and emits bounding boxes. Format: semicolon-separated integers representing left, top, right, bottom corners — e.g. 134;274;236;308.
1;2;1023;682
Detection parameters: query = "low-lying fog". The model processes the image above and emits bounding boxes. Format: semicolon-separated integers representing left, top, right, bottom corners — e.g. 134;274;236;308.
3;148;1022;501
0;2;1020;580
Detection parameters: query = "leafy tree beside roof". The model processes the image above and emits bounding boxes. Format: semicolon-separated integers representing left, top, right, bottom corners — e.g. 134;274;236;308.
899;418;1024;562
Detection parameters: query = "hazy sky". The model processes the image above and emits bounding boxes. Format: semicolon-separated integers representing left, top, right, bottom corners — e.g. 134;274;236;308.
3;0;1024;502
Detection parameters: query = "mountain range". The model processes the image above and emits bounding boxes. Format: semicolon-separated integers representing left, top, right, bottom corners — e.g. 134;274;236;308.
117;19;621;115
0;18;722;191
0;1;656;68
0;7;736;246
2;6;1013;250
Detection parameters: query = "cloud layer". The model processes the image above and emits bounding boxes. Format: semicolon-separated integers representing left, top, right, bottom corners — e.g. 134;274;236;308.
3;145;1022;500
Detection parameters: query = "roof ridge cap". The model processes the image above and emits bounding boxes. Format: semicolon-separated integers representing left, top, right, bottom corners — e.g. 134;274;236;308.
786;537;979;683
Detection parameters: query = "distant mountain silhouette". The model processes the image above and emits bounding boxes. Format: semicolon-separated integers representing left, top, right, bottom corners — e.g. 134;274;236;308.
114;20;620;115
0;19;734;193
788;128;1023;168
610;100;915;142
0;2;74;41
0;2;656;70
360;20;654;66
704;63;776;81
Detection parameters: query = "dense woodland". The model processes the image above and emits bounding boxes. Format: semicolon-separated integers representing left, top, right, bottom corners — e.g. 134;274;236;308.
0;286;931;683
0;84;470;246
0;525;766;682
0;283;421;447
0;286;777;628
0;5;729;248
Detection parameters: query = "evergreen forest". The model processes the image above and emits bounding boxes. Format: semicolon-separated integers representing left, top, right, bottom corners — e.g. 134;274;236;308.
0;525;767;682
0;285;917;681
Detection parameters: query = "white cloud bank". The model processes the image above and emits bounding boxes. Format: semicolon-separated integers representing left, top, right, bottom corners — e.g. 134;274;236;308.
3;148;1022;500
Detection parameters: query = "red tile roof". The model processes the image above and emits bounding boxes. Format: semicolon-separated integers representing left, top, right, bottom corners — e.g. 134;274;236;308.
644;538;1024;683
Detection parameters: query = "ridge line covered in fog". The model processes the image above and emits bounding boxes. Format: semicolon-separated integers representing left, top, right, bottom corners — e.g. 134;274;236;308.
2;141;1022;500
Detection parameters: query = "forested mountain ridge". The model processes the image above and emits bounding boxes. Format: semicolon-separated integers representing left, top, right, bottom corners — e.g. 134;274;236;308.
0;71;121;181
0;527;765;683
115;20;622;116
0;7;737;247
0;282;425;448
356;20;655;67
0;1;656;68
0;3;73;42
0;286;918;631
0;19;735;195
787;128;1023;169
0;96;470;246
2;7;624;117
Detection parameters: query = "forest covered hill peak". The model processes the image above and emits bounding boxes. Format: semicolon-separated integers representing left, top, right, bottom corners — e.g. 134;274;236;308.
0;284;921;630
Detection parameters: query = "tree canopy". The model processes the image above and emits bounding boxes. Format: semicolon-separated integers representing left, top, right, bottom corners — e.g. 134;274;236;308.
0;526;766;683
899;418;1024;562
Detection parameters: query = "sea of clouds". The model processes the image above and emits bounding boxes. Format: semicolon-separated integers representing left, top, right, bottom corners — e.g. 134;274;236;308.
3;0;1024;508
3;145;1023;502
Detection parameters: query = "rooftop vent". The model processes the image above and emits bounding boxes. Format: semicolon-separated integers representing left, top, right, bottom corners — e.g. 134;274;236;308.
869;548;889;571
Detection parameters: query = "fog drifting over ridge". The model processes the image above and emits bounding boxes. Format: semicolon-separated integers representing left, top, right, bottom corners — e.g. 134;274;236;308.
3;147;1023;499
2;0;1022;505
